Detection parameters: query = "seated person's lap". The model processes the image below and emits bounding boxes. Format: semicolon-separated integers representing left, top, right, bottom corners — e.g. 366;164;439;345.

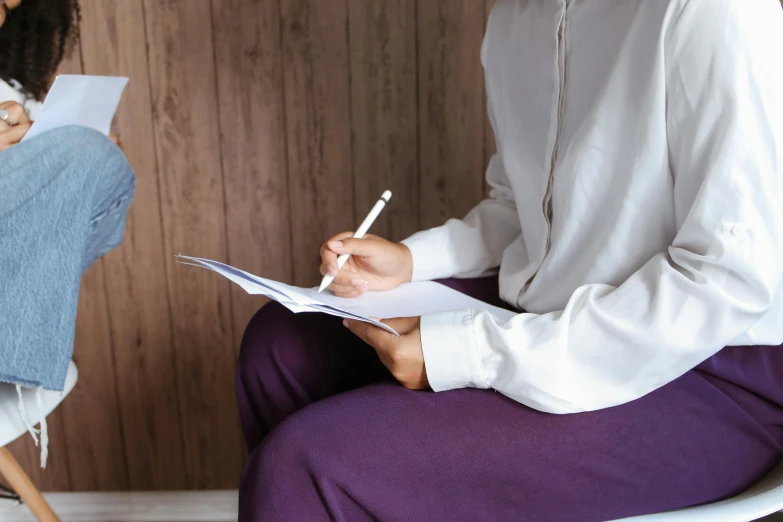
236;278;783;521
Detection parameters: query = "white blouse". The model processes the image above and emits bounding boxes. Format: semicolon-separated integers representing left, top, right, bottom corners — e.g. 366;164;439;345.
0;78;42;119
402;0;783;413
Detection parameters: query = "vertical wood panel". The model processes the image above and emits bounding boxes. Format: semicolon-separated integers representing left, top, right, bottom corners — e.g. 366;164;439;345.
63;260;130;490
143;0;243;489
281;0;354;286
5;409;70;491
78;0;185;490
348;0;418;242
7;0;501;493
211;0;292;355
417;0;486;229
4;39;85;492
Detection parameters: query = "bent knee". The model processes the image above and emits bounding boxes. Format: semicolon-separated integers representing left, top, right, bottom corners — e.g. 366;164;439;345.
240;414;322;514
255;416;309;470
49;125;119;161
237;301;297;374
253;406;336;474
240;301;295;353
236;300;343;390
46;126;135;207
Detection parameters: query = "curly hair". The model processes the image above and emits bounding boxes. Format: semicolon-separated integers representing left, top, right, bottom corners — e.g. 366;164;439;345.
0;0;80;101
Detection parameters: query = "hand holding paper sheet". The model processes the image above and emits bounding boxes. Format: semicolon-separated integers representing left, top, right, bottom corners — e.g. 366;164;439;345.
178;255;516;335
23;74;129;142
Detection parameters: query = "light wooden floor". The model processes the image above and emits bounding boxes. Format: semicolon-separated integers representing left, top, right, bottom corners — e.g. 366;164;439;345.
0;491;781;522
0;490;237;522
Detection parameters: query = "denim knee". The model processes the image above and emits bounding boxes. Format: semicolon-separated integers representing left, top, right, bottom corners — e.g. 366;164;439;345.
51;127;137;271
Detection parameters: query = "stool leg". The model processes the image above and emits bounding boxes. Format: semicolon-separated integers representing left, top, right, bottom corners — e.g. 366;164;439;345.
0;447;59;522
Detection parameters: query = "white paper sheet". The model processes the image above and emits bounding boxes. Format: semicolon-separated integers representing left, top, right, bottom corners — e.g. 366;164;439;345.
178;255;516;335
23;75;129;142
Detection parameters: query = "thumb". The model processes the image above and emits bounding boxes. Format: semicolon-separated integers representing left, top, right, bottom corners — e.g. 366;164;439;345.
328;237;384;258
380;316;419;335
344;318;387;347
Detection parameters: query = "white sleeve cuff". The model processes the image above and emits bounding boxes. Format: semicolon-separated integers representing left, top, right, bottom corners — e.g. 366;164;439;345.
420;309;490;392
401;228;456;282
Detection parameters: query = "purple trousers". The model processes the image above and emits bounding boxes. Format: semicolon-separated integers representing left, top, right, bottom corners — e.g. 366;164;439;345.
236;277;783;522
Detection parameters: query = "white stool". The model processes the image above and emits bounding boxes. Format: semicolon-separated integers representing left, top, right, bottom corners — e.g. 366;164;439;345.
611;459;783;522
0;361;78;522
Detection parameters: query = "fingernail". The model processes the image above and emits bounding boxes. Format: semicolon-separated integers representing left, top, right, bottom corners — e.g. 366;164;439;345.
369;316;381;321
351;278;364;287
328;240;343;249
342;319;349;327
363;280;369;287
329;264;338;275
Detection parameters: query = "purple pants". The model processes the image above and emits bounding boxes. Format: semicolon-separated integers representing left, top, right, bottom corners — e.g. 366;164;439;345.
236;278;783;521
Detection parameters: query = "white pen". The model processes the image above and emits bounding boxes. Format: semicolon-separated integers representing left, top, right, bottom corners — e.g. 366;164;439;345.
318;190;392;293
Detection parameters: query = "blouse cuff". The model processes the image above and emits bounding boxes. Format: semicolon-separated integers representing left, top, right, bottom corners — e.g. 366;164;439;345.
401;228;456;282
420;309;489;392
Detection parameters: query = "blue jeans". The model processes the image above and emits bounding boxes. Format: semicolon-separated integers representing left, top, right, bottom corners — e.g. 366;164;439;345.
0;126;135;390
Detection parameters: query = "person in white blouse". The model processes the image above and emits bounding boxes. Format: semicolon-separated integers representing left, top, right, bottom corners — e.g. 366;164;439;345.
237;1;783;520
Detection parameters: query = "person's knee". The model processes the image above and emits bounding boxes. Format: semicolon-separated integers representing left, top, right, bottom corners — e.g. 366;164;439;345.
256;417;311;473
49;125;120;163
240;413;334;521
237;301;296;379
43;126;135;212
252;407;336;483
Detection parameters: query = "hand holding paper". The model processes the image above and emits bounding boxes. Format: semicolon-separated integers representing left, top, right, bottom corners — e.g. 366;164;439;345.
22;74;129;142
178;255;515;336
342;315;430;390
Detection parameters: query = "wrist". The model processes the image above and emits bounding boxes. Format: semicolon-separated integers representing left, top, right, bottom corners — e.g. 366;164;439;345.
397;243;413;284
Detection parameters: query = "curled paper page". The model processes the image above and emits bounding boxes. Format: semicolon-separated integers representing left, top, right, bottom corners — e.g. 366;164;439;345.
178;255;516;336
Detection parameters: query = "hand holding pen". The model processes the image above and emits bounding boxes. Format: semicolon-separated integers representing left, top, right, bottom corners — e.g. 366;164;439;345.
318;191;413;297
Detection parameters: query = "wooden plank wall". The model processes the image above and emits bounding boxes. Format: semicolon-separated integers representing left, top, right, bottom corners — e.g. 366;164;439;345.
7;0;496;491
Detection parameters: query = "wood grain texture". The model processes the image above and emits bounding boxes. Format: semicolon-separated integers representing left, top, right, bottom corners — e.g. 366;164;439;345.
62;259;129;490
142;0;243;489
4;0;496;493
280;0;354;286
77;0;186;490
4;413;70;492
417;0;487;229
211;0;292;356
348;0;418;242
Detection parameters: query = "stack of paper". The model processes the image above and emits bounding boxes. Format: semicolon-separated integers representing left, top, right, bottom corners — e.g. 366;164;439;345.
178;255;516;335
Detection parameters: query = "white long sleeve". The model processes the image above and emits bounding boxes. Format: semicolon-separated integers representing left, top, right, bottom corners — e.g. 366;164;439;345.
0;78;42;119
400;152;519;281
401;40;521;281
406;0;783;412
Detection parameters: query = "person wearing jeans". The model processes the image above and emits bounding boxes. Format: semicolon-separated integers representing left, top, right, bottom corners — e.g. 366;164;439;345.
0;125;135;393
